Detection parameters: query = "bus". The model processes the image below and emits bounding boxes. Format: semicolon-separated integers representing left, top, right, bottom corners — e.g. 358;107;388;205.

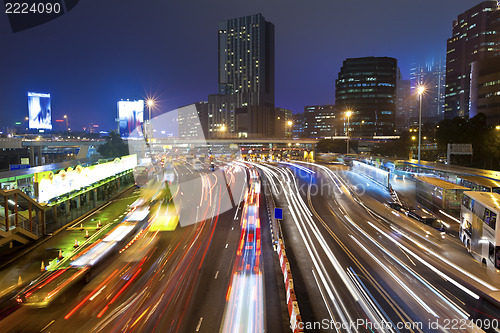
459;191;500;269
457;175;500;194
416;176;469;213
16;207;150;307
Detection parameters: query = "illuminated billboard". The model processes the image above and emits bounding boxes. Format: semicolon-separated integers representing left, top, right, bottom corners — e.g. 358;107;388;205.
118;100;144;137
28;92;52;130
35;155;137;203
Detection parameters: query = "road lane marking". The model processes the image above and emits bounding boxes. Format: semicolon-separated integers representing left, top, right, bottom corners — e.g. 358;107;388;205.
401;248;416;266
40;320;55;332
311;269;335;323
196;317;203;331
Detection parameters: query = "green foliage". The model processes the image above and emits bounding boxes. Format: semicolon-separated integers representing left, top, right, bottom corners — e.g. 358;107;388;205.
436;113;500;170
371;132;411;159
97;130;129;158
316;139;355;154
435;114;487;147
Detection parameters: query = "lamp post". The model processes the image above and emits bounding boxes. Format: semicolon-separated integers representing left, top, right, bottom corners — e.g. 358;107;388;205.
417;86;425;164
220;124;226;138
346;110;352;154
146;99;154;140
286;120;293;138
63;115;69;132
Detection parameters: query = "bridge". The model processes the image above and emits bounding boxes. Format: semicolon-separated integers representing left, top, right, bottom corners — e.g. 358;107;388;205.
0;138;105;167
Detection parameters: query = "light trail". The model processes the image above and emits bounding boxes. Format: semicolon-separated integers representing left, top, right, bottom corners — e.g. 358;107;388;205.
220;165;265;333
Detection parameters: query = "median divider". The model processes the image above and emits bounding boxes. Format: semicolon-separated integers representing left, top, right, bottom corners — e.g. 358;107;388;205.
261;174;303;331
277;239;304;332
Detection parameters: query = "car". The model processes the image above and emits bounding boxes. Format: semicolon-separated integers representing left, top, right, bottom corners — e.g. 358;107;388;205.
421;217;445;232
406;211;445;232
387;201;414;213
193;160;203;171
406;210;422;221
387;201;405;212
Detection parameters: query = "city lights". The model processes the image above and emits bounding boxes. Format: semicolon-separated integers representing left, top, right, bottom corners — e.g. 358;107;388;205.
2;2;500;332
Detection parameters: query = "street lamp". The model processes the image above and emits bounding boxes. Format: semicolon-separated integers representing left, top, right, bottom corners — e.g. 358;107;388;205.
417;86;425;163
146;99;154;139
286;120;293;138
346;110;353;154
63;115;69;132
220;124;227;138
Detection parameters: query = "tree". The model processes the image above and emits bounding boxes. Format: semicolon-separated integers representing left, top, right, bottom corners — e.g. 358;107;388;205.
435;113;500;169
371;132;412;159
316;139;355;154
97;130;129;158
483;132;500;170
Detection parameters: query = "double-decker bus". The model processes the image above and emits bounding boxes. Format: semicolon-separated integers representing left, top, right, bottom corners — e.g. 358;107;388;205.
457;175;500;194
460;191;500;269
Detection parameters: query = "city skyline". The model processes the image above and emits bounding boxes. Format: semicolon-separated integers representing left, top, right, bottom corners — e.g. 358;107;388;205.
1;2;500;331
0;0;485;131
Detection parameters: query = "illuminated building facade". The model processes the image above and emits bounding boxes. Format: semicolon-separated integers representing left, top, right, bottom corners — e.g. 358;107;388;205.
335;57;398;137
444;1;500;119
208;13;275;138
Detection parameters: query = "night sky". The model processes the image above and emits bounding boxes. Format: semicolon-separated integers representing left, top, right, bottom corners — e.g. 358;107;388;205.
0;0;481;131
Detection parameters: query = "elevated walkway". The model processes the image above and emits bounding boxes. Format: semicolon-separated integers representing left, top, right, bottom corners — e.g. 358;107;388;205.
0;188;44;246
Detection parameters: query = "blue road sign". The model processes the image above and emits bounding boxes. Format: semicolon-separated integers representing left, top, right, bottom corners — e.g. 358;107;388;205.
274;208;283;220
9;164;30;171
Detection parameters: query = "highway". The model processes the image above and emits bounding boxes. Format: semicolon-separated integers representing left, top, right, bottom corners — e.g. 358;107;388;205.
3;158;499;332
255;161;500;332
0;161;287;332
181;163;287;333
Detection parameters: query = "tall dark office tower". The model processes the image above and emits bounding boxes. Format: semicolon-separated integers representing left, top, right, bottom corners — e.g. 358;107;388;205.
304;105;338;138
177;102;209;139
396;79;412;130
410;57;446;124
292;113;305;138
335;57;398;137
208;13;275;138
444;1;500;119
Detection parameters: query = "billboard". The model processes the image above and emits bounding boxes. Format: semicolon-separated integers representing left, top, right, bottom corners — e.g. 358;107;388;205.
35;155;137;203
118;100;144;137
28;92;52;130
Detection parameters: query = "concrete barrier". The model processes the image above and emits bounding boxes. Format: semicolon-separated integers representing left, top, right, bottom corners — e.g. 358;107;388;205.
277;237;303;332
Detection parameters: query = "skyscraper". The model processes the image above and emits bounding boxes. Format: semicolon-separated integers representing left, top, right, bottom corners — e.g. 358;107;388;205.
444;1;500;119
475;55;500;124
304;105;338;138
208;13;275;138
410;57;446;124
396;79;412;130
177;102;209;139
335;57;398;137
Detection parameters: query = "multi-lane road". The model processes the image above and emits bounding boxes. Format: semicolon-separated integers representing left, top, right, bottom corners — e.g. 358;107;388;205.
0;159;499;332
256;161;500;332
0;161;287;333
